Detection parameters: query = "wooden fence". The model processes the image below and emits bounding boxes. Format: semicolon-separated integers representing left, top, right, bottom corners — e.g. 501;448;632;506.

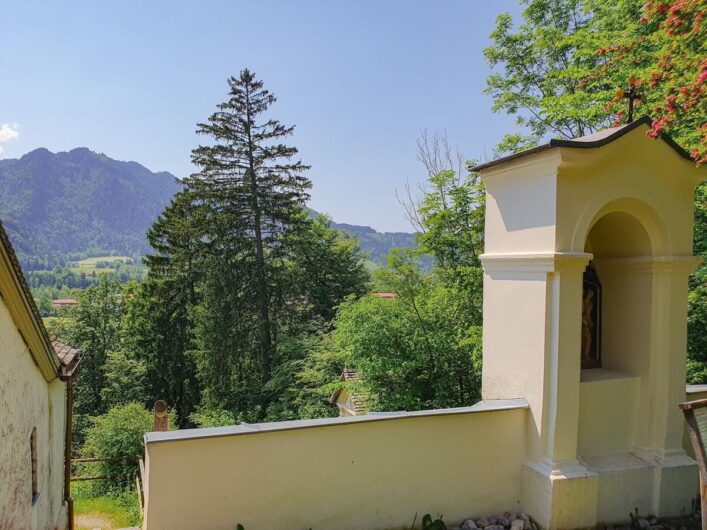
71;454;145;514
70;455;139;482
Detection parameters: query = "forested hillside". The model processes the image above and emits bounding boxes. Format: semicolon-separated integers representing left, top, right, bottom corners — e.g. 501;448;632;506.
326;222;417;264
0;147;417;269
0;148;182;266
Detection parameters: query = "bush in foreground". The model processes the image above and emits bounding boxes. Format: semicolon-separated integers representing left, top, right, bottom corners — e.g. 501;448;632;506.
81;402;152;495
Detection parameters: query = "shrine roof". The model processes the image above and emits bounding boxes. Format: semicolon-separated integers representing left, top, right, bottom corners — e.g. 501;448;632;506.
470;116;693;172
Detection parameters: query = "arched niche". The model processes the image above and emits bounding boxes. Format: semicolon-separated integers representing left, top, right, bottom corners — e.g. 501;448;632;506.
573;195;670;256
585;211;652;258
584;211;653;374
578;203;663;457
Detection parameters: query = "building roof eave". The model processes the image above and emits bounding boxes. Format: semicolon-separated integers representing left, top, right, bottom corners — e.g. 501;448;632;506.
0;219;61;381
470;117;694;173
53;340;84;381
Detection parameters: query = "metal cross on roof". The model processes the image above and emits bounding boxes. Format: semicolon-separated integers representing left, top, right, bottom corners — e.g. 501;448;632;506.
617;77;642;124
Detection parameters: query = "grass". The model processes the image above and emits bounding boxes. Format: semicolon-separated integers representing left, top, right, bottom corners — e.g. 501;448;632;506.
42;316;71;326
76;256;133;267
72;482;141;530
68;266;116;274
68;255;134;274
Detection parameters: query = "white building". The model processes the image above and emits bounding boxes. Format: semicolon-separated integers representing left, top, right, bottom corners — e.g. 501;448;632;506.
0;219;81;530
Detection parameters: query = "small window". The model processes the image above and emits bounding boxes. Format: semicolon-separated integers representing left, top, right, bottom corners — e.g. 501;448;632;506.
30;427;39;505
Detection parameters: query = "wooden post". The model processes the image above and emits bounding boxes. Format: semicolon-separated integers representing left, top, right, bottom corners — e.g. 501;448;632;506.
678;398;707;528
153;400;168;432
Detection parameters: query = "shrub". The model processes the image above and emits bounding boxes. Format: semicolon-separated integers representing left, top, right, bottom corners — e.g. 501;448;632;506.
688;285;707;363
81;403;152;495
190;407;237;428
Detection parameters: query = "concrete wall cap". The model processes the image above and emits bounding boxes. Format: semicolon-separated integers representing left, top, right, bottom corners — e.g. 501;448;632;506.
144;398;529;445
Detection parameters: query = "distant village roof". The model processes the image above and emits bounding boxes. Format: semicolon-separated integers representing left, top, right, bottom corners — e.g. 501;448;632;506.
52;299;78;307
470;116;693;173
372;292;398;299
340;367;359;382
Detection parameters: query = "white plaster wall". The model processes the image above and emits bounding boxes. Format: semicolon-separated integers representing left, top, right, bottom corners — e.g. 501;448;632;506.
483;160;558;255
143;406;527;530
481;272;548;461
594;265;652;377
0;297;67;530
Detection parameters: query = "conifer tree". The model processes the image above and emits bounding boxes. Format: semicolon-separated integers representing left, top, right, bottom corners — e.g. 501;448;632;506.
188;69;311;381
135;70;368;422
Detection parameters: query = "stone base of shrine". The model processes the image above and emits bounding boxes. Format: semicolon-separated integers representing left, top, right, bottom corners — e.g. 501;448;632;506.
522;460;598;530
521;452;698;529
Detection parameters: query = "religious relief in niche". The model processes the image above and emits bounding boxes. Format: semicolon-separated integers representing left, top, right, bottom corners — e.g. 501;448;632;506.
581;263;602;369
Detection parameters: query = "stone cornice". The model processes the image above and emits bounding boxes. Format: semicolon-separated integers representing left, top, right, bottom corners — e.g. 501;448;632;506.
593;255;702;275
480;252;592;273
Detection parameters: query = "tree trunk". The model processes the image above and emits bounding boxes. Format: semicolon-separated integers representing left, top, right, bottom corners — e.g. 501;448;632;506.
251;189;273;380
244;84;273;381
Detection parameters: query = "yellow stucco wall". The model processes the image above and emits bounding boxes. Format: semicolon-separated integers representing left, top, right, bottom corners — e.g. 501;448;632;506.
578;370;640;457
143;403;527;530
0;297;67;530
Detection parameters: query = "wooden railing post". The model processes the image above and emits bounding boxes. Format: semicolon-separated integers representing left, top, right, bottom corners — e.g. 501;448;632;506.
679;398;707;529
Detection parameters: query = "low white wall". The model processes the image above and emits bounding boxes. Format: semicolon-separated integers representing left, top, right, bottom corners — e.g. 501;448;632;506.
143;400;528;530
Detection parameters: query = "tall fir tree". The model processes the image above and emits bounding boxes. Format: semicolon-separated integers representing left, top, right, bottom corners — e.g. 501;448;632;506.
134;70;369;422
188;69;311;382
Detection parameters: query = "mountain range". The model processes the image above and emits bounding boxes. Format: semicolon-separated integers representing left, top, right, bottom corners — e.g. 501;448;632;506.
0;147;416;268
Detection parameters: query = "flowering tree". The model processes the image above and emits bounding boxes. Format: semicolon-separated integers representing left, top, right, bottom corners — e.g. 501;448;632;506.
589;0;706;163
485;0;706;377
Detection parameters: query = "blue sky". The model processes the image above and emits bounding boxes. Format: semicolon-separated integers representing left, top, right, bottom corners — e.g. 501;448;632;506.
0;1;522;232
